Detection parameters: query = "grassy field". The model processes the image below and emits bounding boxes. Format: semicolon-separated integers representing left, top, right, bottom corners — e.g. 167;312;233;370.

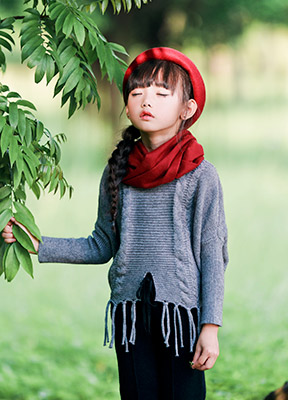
0;98;288;400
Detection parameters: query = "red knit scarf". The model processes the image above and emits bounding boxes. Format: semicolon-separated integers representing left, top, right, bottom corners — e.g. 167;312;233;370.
122;130;204;189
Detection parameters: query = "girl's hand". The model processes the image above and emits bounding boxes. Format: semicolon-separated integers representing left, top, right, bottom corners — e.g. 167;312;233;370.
1;217;39;253
191;324;219;371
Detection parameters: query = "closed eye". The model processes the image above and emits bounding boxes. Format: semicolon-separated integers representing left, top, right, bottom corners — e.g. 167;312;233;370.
157;93;169;97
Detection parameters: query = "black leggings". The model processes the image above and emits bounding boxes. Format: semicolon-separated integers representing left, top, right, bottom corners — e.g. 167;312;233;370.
114;301;206;400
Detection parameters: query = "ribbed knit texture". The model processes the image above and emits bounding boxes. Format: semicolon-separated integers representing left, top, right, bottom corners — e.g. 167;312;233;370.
38;160;228;349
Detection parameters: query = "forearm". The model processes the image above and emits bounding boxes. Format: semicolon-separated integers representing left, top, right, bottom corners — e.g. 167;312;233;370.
38;234;114;264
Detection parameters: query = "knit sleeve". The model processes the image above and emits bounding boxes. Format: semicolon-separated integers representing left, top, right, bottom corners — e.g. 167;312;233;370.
38;166;119;264
192;162;228;326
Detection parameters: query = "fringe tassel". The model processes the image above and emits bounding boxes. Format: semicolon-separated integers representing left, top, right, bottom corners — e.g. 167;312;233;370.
187;309;196;353
161;302;171;347
109;303;117;349
103;300;112;346
122;301;129;352
129;300;137;345
104;299;199;356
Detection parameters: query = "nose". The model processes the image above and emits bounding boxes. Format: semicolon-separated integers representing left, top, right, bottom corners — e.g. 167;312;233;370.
141;94;152;108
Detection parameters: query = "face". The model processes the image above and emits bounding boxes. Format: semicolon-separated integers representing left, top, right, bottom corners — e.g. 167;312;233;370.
126;82;196;139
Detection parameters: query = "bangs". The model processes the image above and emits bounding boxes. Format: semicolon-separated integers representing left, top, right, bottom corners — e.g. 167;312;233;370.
124;60;193;104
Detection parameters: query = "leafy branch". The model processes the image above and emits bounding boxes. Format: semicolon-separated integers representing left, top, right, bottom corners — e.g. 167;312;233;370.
0;0;150;281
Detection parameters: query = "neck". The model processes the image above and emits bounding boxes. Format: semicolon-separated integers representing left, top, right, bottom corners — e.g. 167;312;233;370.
140;130;179;152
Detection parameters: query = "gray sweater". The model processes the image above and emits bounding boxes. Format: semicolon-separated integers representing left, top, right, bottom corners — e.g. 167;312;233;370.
39;160;228;355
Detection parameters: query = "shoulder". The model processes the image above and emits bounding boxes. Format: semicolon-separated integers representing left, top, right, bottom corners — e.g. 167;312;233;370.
182;160;221;187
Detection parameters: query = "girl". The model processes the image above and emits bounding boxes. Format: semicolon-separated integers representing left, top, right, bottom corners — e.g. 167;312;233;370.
2;47;228;400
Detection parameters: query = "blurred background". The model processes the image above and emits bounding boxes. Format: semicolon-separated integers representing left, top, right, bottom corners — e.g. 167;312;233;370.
0;1;288;399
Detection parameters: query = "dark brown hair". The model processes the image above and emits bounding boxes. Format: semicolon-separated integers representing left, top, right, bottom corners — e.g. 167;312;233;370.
108;59;194;229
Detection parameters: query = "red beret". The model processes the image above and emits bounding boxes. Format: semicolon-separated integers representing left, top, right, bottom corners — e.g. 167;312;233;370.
123;47;206;126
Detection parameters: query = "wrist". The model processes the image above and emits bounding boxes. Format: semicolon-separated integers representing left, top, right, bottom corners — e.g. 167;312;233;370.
201;323;219;333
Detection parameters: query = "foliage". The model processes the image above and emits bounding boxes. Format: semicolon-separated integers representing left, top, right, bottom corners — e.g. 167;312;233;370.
0;0;149;282
0;84;72;281
103;0;288;48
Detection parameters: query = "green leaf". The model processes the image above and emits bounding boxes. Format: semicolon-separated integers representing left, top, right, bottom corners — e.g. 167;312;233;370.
26;45;46;69
59;179;66;198
0;240;8;276
0;124;13;156
115;0;122;13
58;56;80;86
63;67;83;95
0;17;15;30
9;136;19;167
0;114;6;131
101;0;109;14
7;91;21;99
23;161;34;186
24;121;32;147
20;27;40;48
0;31;15;45
0;186;11;200
17;109;27;139
13;163;22;190
8;102;19;128
59;45;77;66
49;2;66;20
16;99;37;110
14;201;34;222
0;38;12;52
12;224;36;253
14;241;34;278
63;12;75;38
4;243;20;282
21;36;43;63
55;8;69;36
36;120;44;141
31;182;41;199
42;164;51;187
0;197;11;214
35;55;47;83
14;211;41;242
68;95;77;118
108;42;129;56
73;19;86;46
88;30;99;50
14;188;26;202
0;208;13;232
23;146;40;169
45;55;55;84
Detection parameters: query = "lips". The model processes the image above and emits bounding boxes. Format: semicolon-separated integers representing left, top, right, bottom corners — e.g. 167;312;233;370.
140;111;154;119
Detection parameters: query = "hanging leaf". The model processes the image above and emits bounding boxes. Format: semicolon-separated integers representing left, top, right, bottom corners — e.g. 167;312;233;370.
4;243;20;282
12;224;36;253
0;124;13;156
0;208;13;232
8;136;19;167
14;212;41;242
73;19;86;46
0;186;11;200
14;241;34;278
17;108;27;139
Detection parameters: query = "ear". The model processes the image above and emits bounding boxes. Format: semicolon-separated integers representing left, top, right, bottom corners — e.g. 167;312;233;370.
125;106;130;119
181;99;198;121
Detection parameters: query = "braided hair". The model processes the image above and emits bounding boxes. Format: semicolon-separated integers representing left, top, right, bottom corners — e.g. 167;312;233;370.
108;125;140;228
108;59;194;229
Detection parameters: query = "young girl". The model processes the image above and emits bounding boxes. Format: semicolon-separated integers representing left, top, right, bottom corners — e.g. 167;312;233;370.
2;47;228;400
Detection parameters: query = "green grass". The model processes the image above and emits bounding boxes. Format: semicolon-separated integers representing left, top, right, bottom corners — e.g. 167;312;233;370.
1;99;288;399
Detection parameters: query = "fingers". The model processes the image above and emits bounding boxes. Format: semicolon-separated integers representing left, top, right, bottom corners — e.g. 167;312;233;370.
191;343;219;371
191;348;219;371
1;217;17;244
